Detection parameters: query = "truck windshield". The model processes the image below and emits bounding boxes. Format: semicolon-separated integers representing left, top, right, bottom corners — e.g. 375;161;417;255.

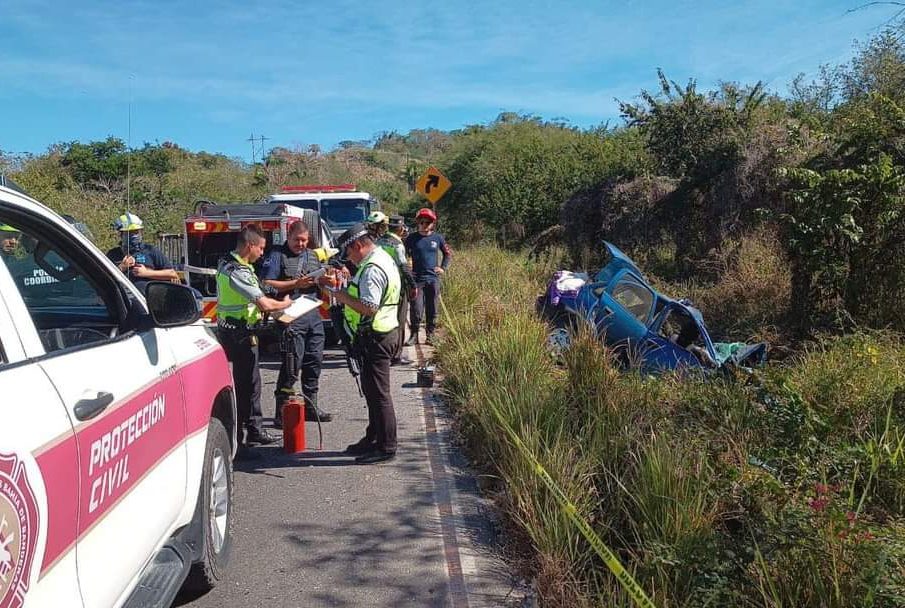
285;199;318;211
320;198;369;229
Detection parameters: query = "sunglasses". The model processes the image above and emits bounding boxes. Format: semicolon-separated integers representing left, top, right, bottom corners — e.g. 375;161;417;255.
417;219;432;225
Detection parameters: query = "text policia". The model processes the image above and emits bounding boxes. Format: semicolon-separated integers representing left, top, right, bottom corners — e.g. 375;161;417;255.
87;394;166;513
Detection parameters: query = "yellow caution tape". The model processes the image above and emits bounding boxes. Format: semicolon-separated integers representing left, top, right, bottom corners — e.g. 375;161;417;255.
440;299;657;608
492;412;657;608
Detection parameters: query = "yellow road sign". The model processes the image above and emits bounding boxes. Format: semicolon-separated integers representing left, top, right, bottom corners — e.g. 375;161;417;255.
415;166;451;205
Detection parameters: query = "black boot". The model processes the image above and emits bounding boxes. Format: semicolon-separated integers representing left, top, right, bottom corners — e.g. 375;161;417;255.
303;395;333;422
245;426;279;445
344;436;375;455
273;395;286;429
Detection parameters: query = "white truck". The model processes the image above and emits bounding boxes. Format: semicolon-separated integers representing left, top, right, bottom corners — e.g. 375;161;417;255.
0;183;237;608
265;184;380;240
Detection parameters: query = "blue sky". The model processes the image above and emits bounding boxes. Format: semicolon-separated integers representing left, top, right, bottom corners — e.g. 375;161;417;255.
0;0;896;161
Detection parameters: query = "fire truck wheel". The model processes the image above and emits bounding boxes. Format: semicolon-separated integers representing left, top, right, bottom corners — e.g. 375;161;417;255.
185;418;233;592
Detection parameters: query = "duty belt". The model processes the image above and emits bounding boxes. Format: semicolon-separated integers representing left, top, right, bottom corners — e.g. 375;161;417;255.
217;317;258;332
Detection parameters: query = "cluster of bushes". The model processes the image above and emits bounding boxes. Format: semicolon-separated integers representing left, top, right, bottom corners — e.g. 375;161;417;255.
437;246;905;607
6;139;266;250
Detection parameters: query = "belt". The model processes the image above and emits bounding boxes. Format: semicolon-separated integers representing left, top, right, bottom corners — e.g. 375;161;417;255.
217;317;257;331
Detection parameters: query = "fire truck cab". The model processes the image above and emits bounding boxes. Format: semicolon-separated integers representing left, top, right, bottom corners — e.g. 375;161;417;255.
265;184;380;240
181;201;336;327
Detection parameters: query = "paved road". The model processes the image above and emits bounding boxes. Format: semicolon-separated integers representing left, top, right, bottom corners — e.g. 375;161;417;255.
176;343;530;608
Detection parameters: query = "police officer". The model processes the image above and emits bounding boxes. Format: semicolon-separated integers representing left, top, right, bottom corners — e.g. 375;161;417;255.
261;219;333;426
216;224;291;451
106;213;179;291
322;223;401;464
0;224;20;255
367;212;414;366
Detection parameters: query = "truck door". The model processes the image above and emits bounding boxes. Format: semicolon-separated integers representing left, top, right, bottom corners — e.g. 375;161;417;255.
0;235;82;607
0;216;187;608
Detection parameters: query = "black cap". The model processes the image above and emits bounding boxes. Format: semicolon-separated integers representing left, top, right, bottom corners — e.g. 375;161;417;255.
335;222;370;252
388;215;405;228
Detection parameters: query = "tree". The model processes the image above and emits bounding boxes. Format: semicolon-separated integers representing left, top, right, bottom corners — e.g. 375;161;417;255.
60;137;129;191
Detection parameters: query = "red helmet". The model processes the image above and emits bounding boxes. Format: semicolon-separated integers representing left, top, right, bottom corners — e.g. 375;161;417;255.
415;207;437;222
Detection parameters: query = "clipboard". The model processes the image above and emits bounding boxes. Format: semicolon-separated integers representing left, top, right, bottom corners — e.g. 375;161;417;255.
276;295;322;323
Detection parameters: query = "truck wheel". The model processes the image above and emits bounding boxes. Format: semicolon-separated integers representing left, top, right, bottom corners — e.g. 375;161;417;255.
185;418;233;592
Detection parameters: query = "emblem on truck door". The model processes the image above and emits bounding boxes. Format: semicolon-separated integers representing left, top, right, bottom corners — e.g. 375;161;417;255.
0;453;40;608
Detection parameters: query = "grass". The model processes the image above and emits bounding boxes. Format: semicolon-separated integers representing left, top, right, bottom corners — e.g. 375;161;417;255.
435;244;905;608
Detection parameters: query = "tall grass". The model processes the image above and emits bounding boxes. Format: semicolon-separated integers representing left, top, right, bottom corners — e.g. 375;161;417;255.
436;245;905;607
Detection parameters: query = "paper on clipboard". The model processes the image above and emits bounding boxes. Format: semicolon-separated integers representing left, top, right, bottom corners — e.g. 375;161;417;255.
277;295;322;323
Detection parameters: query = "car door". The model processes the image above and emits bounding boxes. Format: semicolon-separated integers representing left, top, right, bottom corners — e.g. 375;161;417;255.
0;241;82;607
582;271;653;345
0;207;188;608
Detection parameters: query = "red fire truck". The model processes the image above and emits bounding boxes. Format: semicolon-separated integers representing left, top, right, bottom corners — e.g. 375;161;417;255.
180;201;336;328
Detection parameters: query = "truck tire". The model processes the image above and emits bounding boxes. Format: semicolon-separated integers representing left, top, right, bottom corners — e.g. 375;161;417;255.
184;418;233;592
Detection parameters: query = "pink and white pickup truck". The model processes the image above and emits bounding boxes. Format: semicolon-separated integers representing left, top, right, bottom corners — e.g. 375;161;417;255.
0;182;237;608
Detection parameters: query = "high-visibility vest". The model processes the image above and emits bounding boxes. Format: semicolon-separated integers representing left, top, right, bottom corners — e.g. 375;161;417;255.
216;252;262;324
343;248;401;336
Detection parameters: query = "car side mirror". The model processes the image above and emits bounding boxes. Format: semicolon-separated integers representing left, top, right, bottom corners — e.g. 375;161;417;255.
144;281;201;327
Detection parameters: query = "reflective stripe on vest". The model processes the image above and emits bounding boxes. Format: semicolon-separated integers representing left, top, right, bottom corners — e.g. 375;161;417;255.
343;248;401;336
377;234;406;268
216;252;262;324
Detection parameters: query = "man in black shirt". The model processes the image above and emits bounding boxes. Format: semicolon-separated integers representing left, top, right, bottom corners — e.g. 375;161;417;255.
106;213;178;292
261;220;333;425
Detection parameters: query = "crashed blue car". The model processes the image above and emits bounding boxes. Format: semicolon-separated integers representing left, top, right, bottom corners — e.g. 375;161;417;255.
539;242;765;373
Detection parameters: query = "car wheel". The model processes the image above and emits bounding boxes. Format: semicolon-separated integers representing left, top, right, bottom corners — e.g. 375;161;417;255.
184;418;233;592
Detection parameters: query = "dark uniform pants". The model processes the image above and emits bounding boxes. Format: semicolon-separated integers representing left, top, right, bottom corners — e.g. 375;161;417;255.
358;330;397;453
410;277;441;335
217;327;264;434
394;289;409;359
275;312;325;408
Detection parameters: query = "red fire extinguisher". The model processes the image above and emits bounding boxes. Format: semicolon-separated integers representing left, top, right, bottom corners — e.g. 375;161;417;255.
282;396;306;454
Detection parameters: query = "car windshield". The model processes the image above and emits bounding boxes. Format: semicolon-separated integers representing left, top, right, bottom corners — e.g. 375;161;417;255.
321;198;369;228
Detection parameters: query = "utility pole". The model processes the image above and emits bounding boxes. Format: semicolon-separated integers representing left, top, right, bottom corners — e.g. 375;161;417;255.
247;133;257;166
257;135;269;164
